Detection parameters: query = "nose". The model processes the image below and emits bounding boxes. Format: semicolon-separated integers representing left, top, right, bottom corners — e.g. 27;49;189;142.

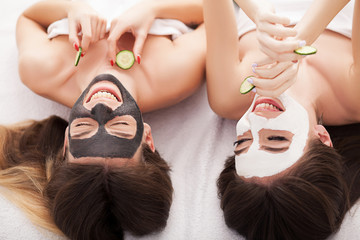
91;103;113;124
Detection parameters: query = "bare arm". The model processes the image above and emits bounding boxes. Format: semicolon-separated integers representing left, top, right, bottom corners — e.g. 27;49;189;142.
294;0;351;46
16;0;78;98
203;0;254;119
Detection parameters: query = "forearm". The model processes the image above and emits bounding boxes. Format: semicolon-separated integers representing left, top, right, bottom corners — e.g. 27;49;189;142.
294;0;351;45
233;0;272;22
203;0;249;118
150;0;203;25
21;0;74;28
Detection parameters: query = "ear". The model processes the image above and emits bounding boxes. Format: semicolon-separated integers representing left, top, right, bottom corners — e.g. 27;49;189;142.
63;127;69;156
143;123;155;152
313;125;333;147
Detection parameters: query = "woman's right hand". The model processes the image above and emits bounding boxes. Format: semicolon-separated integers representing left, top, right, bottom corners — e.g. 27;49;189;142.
253;5;303;62
67;2;107;54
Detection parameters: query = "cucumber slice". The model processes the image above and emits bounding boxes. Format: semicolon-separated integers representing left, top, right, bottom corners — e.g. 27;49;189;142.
74;47;82;66
116;50;135;70
294;46;317;55
240;76;255;94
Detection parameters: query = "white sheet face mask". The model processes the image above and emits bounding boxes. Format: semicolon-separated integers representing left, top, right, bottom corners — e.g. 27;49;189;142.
235;93;309;178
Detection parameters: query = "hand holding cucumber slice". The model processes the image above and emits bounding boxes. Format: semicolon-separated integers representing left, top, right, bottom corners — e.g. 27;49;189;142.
116;50;135;70
294;46;317;55
74;47;82;66
240;76;255;94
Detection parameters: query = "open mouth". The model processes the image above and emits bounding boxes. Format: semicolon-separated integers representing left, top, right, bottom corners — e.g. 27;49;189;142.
85;82;121;104
252;97;285;112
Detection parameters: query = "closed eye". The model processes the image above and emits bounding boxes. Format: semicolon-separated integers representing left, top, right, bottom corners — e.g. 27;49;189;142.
233;138;251;146
75;123;92;127
111;122;129;126
267;136;288;141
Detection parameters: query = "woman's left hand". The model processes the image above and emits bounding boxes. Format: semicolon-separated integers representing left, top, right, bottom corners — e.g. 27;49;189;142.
249;58;299;97
107;2;156;65
254;9;304;63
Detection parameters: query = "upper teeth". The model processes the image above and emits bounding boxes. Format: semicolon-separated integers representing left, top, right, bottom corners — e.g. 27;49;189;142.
255;103;281;111
90;91;117;101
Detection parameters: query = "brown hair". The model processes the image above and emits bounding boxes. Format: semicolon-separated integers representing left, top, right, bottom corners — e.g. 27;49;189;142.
0;115;173;240
218;138;354;240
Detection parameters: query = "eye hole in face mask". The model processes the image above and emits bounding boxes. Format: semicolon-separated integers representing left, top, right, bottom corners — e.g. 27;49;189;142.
258;129;293;153
234;130;253;155
70;118;99;139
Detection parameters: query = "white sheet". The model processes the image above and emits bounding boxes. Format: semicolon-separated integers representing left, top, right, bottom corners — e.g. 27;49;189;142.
0;1;359;239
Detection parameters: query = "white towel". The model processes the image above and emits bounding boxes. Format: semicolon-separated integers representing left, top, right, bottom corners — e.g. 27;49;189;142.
48;0;192;40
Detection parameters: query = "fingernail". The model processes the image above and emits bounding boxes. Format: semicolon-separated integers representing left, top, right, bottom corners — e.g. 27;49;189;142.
247;77;254;84
110;59;114;66
298;40;306;47
73;43;79;51
251;88;257;93
81;52;85;57
252;63;258;73
292;60;298;63
136;55;141;64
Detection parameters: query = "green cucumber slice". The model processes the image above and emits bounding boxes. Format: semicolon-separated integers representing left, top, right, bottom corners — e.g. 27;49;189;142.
116;50;135;70
74;47;82;66
294;46;317;55
240;76;255;94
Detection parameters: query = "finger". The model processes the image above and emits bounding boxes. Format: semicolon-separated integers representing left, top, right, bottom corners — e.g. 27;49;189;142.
107;20;127;62
79;17;92;53
253;62;298;91
258;22;297;39
68;19;80;48
260;12;291;26
258;34;301;54
258;44;304;62
92;17;100;43
133;31;147;64
99;18;107;39
256;74;296;98
255;61;294;79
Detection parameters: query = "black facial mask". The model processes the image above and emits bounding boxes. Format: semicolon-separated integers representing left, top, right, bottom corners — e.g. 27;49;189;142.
68;74;144;158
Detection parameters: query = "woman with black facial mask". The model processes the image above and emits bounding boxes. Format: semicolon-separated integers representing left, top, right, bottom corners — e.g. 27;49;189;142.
1;0;205;239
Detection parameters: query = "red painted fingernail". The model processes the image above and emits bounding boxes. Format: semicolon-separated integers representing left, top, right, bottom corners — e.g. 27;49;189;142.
81;52;85;57
137;55;141;64
74;43;79;51
110;59;114;66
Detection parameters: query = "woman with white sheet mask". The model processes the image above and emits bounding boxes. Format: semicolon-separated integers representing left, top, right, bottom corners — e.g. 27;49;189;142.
10;0;206;239
204;0;360;239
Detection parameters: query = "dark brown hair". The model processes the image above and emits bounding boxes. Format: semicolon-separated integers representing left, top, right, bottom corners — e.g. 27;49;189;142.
0;115;173;240
218;138;356;240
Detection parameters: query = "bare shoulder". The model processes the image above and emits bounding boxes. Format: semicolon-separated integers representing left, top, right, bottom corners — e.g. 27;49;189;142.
18;36;76;99
135;32;206;112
